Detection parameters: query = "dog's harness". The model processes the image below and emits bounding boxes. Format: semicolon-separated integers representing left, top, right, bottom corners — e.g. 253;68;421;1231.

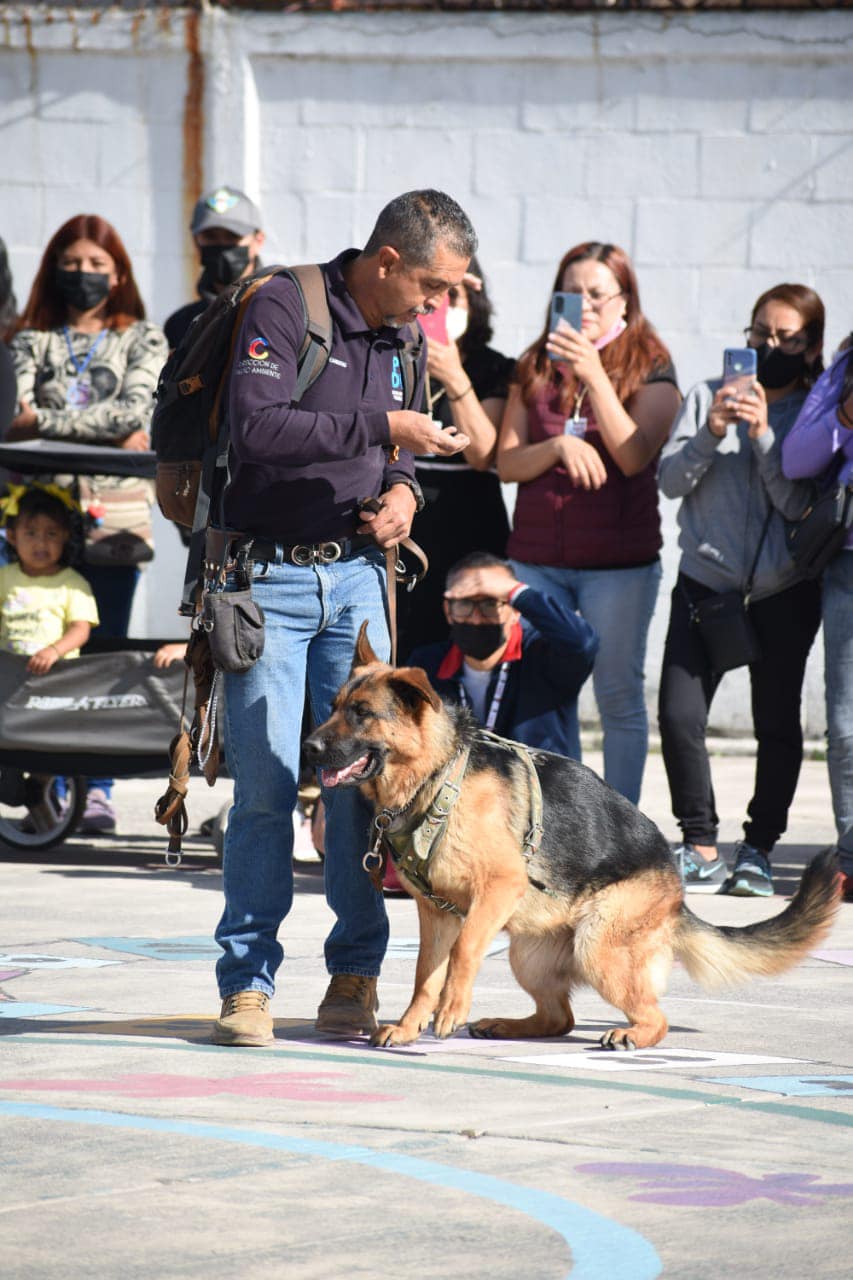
362;730;549;916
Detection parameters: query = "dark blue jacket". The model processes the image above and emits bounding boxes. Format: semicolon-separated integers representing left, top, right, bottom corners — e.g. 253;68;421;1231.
409;586;598;758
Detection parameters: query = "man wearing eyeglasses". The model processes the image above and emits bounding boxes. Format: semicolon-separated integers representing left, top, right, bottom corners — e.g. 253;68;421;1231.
408;551;598;757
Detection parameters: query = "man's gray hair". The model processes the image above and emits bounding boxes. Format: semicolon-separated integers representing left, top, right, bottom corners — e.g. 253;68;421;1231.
364;189;477;266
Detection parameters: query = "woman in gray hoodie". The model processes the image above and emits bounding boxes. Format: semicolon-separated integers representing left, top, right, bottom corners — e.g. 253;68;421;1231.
657;283;824;898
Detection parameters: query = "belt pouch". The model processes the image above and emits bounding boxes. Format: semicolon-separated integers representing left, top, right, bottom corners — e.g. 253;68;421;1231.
202;588;265;674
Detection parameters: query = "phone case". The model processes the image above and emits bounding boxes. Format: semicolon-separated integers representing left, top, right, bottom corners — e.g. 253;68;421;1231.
548;293;584;359
722;347;757;386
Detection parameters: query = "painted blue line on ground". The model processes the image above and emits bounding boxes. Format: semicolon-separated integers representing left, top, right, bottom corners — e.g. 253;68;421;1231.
0;1100;661;1280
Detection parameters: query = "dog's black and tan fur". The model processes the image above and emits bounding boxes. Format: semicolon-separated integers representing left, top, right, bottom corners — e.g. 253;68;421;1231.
304;624;840;1050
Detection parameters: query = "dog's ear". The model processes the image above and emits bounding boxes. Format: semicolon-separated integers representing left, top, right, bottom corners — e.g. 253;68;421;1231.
389;666;442;714
353;620;381;670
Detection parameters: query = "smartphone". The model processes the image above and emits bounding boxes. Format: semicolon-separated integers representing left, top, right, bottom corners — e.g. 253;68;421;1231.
418;296;449;345
722;347;757;394
548;292;584;360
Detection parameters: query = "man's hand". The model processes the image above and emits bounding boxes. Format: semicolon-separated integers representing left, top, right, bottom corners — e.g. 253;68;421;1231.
443;565;522;603
387;410;469;456
358;485;417;547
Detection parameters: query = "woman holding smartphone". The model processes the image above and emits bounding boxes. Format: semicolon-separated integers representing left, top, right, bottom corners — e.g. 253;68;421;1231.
657;284;824;896
497;241;680;802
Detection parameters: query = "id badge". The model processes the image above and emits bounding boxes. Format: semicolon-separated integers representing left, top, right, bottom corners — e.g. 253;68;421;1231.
66;377;91;408
564;416;587;438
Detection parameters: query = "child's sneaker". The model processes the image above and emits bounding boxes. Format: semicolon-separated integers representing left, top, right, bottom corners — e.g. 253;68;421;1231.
719;842;774;897
674;843;729;893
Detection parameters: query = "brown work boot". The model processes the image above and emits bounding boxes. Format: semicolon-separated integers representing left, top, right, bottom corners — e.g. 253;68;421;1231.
315;974;378;1036
212;990;274;1047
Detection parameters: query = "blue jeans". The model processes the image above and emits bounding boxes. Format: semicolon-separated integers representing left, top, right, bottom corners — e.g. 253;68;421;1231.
510;559;662;805
823;551;853;870
215;549;391;999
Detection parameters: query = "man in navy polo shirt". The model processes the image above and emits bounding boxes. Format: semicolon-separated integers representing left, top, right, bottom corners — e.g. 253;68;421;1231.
213;190;477;1048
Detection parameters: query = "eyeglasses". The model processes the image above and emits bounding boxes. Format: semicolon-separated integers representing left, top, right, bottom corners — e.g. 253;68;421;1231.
445;597;507;621
565;289;624;311
744;324;809;355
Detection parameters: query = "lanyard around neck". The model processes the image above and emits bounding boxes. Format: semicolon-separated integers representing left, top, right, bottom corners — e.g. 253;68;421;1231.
458;660;510;732
62;325;107;376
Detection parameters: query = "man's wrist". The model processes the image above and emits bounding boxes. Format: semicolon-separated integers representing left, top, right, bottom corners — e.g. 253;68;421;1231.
507;582;527;605
385;477;425;513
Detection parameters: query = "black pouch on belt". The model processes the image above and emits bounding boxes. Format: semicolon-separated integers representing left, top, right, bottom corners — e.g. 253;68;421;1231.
202;589;265;674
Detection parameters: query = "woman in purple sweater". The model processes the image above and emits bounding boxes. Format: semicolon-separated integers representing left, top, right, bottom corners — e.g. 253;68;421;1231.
783;337;853;898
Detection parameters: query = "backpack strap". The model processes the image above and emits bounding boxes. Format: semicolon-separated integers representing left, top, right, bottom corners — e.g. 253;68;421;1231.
285;264;333;402
398;322;425;410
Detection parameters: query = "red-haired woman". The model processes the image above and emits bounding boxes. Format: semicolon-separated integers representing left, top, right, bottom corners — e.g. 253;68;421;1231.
658;284;824;897
497;241;680;804
8;214;168;832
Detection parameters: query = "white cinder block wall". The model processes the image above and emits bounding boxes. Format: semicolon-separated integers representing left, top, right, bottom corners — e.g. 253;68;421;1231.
2;6;852;738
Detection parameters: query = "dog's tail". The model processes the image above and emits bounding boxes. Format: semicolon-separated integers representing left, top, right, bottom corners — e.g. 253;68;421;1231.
674;848;840;990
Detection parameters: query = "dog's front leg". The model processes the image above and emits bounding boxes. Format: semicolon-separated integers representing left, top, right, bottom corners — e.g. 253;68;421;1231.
372;898;461;1048
433;874;526;1039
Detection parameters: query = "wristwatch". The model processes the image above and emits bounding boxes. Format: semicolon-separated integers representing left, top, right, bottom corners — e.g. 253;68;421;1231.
388;476;425;513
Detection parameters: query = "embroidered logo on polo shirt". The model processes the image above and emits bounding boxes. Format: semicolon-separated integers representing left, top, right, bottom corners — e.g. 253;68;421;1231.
390;354;403;402
248;337;269;360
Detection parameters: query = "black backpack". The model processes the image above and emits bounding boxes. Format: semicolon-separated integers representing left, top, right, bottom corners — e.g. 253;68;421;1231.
150;263;423;614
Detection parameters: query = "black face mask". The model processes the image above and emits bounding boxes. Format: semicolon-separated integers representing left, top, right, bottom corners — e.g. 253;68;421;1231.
755;343;807;391
450;622;506;661
197;243;252;295
55;268;112;313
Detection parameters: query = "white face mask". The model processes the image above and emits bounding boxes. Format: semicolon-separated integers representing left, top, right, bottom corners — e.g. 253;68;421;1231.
445;305;469;343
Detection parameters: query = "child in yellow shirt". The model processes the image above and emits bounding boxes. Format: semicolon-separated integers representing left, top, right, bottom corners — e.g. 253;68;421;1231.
0;485;99;674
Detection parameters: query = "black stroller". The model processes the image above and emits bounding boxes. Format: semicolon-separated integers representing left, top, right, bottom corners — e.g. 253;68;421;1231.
0;439;185;852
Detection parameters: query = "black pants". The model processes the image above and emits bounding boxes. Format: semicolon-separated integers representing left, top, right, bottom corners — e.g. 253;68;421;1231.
658;573;821;854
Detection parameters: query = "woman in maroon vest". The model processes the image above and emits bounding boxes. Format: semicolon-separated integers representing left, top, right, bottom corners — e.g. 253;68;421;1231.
497;241;680;804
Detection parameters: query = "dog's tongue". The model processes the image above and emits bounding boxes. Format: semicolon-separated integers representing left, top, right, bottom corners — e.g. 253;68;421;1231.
320;754;370;788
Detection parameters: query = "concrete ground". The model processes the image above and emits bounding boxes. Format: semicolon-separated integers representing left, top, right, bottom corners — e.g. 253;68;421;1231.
1;746;850;1279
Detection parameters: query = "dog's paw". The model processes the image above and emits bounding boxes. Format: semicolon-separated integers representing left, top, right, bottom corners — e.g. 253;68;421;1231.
433;1002;470;1040
599;1028;637;1052
370;1022;420;1048
469;1018;508;1040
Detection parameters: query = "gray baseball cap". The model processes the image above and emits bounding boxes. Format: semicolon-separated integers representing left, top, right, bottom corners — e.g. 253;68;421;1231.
191;186;262;237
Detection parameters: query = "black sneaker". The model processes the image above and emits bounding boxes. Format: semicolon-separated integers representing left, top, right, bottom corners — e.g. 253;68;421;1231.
719;842;773;897
674;843;729;893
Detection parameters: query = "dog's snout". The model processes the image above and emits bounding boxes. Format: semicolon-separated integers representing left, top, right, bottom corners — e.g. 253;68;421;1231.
302;734;324;763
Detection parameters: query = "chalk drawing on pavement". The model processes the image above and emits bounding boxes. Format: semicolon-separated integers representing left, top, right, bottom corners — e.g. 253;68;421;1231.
575;1161;853;1208
810;949;853;967
0;1071;401;1104
75;936;220;961
0;954;118;970
385;937;508;959
706;1074;853;1098
0;1003;91;1019
502;1048;808;1072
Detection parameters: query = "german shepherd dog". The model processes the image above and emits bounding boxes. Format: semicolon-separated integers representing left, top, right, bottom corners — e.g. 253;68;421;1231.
303;625;839;1050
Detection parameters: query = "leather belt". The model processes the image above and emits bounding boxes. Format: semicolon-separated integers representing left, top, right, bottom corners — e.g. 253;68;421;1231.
241;534;374;567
